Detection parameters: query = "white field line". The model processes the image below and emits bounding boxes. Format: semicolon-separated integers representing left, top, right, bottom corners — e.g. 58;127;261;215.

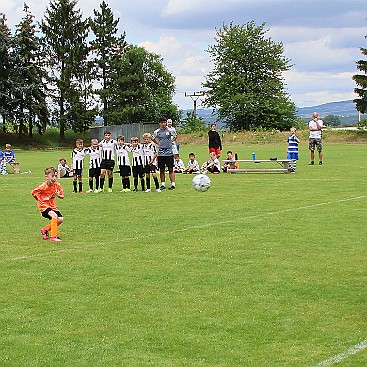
312;338;367;367
1;195;365;263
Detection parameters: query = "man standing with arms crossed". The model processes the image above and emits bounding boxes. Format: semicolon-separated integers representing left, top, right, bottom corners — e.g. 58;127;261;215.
309;112;324;165
152;117;176;190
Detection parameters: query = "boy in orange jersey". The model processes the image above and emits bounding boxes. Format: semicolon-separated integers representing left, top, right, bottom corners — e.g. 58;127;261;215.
31;167;64;242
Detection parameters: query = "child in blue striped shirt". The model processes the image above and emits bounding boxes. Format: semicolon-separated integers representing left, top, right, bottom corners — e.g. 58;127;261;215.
287;127;300;173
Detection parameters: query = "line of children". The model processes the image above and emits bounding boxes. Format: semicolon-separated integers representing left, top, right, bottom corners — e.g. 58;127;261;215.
65;129;238;195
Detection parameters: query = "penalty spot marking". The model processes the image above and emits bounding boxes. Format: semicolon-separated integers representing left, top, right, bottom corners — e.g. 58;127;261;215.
312;338;367;367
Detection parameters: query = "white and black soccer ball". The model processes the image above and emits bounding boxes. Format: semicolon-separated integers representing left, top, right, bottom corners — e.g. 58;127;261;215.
192;174;211;192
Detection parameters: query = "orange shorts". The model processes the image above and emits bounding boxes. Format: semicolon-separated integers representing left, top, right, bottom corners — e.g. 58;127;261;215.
209;147;221;156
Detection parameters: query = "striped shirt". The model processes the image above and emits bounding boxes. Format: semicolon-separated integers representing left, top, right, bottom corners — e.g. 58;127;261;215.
131;144;144;167
287;135;299;154
116;144;131;166
142;142;157;166
71;148;86;170
85;147;102;169
99;139;118;161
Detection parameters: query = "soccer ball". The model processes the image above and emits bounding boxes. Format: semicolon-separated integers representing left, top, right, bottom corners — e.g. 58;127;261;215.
192;174;211;192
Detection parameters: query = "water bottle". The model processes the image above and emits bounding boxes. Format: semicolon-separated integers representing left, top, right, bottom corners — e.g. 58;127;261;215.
252;152;256;160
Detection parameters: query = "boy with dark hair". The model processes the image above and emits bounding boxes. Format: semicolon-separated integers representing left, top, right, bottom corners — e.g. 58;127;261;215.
152;117;176;190
99;130;118;192
184;152;200;174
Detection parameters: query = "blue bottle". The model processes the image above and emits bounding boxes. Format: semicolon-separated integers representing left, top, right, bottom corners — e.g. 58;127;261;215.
252;152;256;160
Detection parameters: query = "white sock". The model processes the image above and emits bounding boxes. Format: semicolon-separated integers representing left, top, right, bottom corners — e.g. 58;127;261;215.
171;182;176;187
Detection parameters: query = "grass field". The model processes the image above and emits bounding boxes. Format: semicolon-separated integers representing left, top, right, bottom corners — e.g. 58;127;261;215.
0;144;366;367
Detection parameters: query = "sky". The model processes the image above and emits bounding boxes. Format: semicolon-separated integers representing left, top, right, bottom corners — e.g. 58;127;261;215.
2;0;367;110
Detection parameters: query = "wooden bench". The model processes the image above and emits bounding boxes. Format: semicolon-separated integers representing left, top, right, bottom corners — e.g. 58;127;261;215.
8;162;21;174
223;159;294;174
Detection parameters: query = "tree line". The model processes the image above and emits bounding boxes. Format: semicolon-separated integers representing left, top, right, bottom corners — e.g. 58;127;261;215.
4;2;364;139
0;0;180;141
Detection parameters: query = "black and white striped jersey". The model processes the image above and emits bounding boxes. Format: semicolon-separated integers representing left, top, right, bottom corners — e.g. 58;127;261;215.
99;139;118;161
142;142;157;166
131;144;144;167
71;148;87;170
85;147;102;169
116;144;131;166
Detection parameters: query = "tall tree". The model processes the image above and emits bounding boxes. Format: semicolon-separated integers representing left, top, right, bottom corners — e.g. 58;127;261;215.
40;0;90;140
352;32;367;114
90;1;127;126
203;21;296;131
0;13;14;132
13;4;49;139
108;45;179;124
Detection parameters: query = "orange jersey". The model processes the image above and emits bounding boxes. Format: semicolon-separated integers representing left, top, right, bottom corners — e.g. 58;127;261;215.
31;181;64;213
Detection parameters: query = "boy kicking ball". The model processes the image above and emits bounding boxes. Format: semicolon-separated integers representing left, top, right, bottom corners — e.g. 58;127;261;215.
31;167;64;242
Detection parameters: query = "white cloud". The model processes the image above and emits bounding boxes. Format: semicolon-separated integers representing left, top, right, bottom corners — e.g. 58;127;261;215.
2;0;366;110
284;70;357;107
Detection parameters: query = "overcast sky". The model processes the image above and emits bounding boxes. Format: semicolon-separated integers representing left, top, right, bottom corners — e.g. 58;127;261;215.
2;0;367;110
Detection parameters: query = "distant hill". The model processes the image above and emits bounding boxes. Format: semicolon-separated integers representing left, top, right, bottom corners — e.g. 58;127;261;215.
296;100;358;118
184;100;362;126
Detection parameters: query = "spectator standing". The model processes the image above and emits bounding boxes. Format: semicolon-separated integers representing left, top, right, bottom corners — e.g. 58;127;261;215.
309;112;324;165
208;123;222;159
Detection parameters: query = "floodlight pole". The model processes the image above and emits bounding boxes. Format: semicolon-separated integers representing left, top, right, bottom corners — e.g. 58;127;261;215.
185;91;205;118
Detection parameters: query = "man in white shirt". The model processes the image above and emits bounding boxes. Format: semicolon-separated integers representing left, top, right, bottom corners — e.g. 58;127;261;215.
308;112;324;165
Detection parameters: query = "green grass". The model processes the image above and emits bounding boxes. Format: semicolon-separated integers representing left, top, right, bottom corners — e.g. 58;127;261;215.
0;144;366;366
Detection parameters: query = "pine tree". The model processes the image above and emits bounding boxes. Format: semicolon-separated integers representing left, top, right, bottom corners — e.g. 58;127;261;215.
40;0;90;140
352;33;367;114
13;4;49;139
0;13;14;132
203;21;296;131
90;1;127;126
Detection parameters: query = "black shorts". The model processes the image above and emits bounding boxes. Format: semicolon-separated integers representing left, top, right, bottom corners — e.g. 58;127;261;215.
89;167;101;178
144;164;158;174
42;208;63;219
73;168;82;177
158;155;174;169
60;171;71;178
132;165;145;178
119;165;131;177
101;159;115;170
